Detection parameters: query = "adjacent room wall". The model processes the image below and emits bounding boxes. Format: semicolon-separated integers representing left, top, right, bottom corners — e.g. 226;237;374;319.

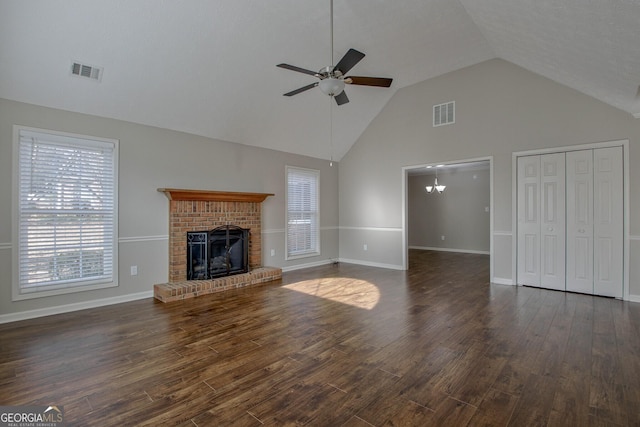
339;59;640;298
0;98;339;320
408;167;490;253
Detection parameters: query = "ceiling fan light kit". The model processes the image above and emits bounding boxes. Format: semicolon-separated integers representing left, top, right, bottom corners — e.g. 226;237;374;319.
318;77;345;96
277;0;392;105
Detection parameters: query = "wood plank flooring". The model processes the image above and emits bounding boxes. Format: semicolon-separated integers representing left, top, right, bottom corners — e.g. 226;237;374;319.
1;249;639;426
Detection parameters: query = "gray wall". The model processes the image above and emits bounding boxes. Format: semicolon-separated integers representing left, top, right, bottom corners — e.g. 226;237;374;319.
3;57;640;319
408;167;490;253
0;98;339;319
339;59;640;298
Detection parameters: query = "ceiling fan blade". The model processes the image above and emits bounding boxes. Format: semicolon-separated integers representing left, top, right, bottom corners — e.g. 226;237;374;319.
334;49;365;75
334;90;349;105
346;76;393;87
277;63;320;77
283;82;318;97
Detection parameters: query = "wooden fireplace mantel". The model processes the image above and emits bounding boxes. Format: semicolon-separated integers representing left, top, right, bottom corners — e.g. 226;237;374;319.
158;188;274;203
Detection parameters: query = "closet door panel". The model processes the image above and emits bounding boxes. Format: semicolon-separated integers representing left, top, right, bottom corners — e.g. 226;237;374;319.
540;153;566;290
517;156;540;286
593;146;623;297
566;150;594;294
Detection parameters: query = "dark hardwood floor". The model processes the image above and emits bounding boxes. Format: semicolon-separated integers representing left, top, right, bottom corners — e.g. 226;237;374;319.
1;250;639;426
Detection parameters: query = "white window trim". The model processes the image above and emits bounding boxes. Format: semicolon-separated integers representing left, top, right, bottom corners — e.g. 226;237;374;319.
285;165;320;260
12;125;119;301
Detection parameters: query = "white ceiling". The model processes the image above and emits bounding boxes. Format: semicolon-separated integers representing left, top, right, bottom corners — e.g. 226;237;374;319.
1;0;639;161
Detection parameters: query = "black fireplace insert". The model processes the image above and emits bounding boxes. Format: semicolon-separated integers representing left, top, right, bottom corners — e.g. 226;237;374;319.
187;225;249;280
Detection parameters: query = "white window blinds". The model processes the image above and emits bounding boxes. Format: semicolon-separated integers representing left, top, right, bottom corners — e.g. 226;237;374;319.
286;166;320;258
17;128;117;294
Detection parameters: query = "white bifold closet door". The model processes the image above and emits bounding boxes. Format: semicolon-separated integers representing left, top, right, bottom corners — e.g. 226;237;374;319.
517;153;566;290
566;147;623;297
518;146;623;297
517;155;540;287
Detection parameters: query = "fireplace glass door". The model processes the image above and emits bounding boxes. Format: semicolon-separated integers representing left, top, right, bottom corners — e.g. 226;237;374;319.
187;225;249;280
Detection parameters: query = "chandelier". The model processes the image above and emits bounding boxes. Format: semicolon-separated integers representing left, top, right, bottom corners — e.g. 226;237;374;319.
425;165;446;194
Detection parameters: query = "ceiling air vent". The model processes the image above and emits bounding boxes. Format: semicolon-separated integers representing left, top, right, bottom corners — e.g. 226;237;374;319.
433;101;455;127
71;61;102;82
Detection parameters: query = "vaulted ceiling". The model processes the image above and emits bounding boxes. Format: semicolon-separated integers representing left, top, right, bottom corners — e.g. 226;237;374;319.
1;1;639;161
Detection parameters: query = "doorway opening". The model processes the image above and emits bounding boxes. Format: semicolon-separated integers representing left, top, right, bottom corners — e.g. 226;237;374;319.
402;157;493;280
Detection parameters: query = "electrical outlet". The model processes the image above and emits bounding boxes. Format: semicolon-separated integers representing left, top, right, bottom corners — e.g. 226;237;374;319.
270;249;275;257
363;244;368;251
441;235;445;241
130;265;138;276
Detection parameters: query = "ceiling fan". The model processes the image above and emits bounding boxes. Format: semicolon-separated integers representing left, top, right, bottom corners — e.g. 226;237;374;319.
277;0;393;106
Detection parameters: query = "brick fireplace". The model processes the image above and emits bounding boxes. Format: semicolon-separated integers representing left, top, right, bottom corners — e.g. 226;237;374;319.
154;188;282;302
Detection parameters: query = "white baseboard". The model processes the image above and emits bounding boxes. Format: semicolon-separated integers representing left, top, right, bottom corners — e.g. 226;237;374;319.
338;258;404;271
491;277;514;286
0;291;154;324
281;259;335;273
282;257;404;273
627;294;640;303
410;246;490;255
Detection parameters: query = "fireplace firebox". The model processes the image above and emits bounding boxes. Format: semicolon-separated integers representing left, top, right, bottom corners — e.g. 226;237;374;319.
187;225;249;280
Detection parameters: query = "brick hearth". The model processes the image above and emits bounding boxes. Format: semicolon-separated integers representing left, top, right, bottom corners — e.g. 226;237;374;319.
154;189;281;302
154;267;281;302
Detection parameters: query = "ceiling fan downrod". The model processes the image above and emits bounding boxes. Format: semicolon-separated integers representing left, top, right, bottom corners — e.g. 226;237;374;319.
330;0;334;66
276;0;393;105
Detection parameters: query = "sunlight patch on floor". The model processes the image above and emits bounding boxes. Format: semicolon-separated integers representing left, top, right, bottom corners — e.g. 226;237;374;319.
283;277;380;310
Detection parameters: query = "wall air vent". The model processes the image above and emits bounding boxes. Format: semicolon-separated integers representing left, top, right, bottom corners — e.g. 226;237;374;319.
71;61;102;82
433;101;455;127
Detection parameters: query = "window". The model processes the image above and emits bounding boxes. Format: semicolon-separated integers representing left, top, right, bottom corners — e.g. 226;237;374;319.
286;166;319;259
13;126;118;299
